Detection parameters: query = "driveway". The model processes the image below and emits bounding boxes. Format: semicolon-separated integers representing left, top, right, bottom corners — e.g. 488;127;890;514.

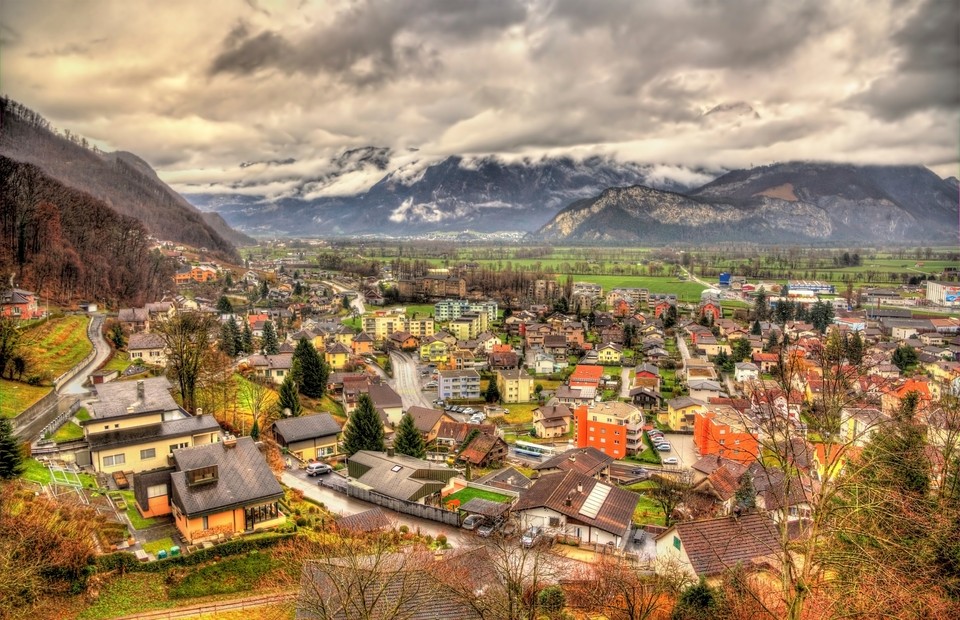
619;366;632;398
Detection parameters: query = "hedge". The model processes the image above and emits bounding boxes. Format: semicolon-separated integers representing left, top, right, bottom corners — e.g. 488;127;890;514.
95;532;294;574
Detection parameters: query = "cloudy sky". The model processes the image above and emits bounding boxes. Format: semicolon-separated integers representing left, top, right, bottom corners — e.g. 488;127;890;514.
1;0;957;198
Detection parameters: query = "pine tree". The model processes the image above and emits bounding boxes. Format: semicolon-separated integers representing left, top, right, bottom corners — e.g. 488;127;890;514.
342;394;385;456
227;316;243;354
277;373;303;417
250;417;260;441
241;322;253;354
259;279;269;300
219;321;236;356
261;321;279;354
216;295;233;314
294;337;327;398
109;322;126;350
0;418;25;480
393;412;426;459
751;320;762;336
485;379;501;404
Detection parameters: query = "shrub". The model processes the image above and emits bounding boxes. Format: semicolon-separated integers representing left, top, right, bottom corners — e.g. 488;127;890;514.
436;534;447;546
296;516;308;527
399;525;409;534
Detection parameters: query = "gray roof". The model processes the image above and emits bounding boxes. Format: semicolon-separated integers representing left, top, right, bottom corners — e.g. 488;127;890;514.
89;377;179;420
367;384;403;409
127;332;166;350
405;406;448;433
348;450;459;502
171;436;283;518
271;413;341;444
87;414;221;451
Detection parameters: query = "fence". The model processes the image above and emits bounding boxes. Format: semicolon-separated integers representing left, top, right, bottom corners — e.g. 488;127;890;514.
345;485;461;527
53;315;101;390
10;389;59;436
112;592;298;620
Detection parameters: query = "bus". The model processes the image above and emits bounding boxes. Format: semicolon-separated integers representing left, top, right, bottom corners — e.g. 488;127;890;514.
513;440;557;459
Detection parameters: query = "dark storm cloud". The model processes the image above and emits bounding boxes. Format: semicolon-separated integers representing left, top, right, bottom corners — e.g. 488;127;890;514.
853;0;960;119
208;0;527;83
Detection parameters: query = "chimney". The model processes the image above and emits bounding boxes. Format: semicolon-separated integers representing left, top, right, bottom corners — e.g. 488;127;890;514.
222;434;237;449
387;446;395;457
196;407;203;417
565;493;573;507
136;380;145;401
577;482;583;493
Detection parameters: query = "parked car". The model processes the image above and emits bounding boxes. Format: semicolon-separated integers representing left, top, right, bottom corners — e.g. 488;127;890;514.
662;457;680;465
656;444;672;452
305;462;332;476
462;407;475;415
477;519;501;537
521;526;544;548
462;514;486;530
424;381;438;389
630;467;649;476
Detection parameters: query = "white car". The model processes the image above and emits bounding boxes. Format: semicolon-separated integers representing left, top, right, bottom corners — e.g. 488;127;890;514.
662;457;680;465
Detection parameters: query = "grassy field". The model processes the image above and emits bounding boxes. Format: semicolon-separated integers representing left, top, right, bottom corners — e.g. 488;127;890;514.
500;402;540;425
51;421;84;443
631;494;667;526
0;378;52;418
25;315;93;380
142;537;175;556
101;350;132;373
573;275;707;300
116;490;165;529
444;487;513;506
20;458;98;487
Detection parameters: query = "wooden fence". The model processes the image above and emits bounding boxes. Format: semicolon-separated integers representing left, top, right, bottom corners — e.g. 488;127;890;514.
345;485;461;527
112;591;297;619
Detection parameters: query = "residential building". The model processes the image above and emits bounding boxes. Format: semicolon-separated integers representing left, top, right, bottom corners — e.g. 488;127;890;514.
419;336;451;363
655;513;780;582
532;446;613;479
134;436;284;544
434;299;498;323
458;434;509;467
362;314;435;341
346;450;460;503
514;470;639;548
270;414;342;462
0;288;41;320
351;331;375;355
406;406;456;443
666;396;707;431
243;353;294;385
324;342;352;370
735;362;760;383
83;378;221;475
574;401;644;459
438;369;481;401
693;406;760;464
496;368;535;403
596;343;624;365
127;333;168;367
532;403;572;439
118;307;150;333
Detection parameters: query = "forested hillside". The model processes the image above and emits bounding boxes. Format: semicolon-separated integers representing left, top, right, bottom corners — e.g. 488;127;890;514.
0;97;247;259
0;156;176;306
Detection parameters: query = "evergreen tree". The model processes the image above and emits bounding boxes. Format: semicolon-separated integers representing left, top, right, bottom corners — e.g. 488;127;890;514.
259;279;269;300
294;337;327;398
393;412;426;459
342;394;385;456
0;418;25;480
751;320;762;336
227;316;243;354
714;350;730;373
731;337;753;363
892;344;918;372
289;357;304;388
219;321;236;356
109;322;126;350
261;321;279;354
485;379;501;404
663;304;678;329
241;321;253;354
754;289;769;322
216;295;233;314
765;330;780;352
277;373;303;417
847;331;865;365
671;577;721;620
809;300;835;333
250;417;260;441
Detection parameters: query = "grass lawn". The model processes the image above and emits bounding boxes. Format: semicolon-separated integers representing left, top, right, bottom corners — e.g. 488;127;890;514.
76;407;91;421
78;572;174;619
20;458;98;487
577;276;706;301
0;378;52;418
501;402;540;424
25;314;93;380
631;495;667;526
118;490;165;529
51;421;84;443
142;537;175;556
444;487;513;506
169;552;280;599
101;350;131;373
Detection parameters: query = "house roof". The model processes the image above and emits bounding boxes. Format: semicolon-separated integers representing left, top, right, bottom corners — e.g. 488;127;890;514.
668;396;706;410
348;450;459;502
473;465;532;491
271;413;341;444
89;377;179;420
535;403;572;421
87;414;221;451
367;384;403;410
533;446;613;477
662;513;780;577
334;507;391;533
118;307;149;322
245;353;294;370
170;437;283;518
460;497;512;517
436;421;495;444
459;434;506;465
515;470;639;538
127;332;166;350
405;406;449;434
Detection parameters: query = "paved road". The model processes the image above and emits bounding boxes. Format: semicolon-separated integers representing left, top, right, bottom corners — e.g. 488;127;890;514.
676;334;691;361
389;352;433;410
619;366;632;398
61;314;109;395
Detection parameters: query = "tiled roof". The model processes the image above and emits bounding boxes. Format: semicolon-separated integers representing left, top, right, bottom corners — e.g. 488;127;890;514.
405;406;448;434
127;332;166;350
458;434;506;465
665;513;780;577
533;446;613;477
367;384;403;409
335;507;390;533
89;376;179;420
271;413;341;444
171;437;283;517
348;450;459;502
515;470;638;538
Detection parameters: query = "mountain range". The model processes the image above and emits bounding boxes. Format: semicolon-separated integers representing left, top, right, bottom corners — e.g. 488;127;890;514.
536;162;959;244
0;98;250;260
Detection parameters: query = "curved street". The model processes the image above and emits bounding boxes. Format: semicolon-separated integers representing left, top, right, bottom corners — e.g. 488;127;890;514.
61;314;110;394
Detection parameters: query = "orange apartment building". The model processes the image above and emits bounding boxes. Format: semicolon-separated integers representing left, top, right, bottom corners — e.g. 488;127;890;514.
574;401;645;459
693;405;760;464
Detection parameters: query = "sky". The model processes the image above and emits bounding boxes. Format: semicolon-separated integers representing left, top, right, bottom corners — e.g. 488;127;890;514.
1;0;958;199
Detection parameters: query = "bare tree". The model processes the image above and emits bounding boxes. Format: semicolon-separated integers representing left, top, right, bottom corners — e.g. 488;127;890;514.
195;348;235;420
155;311;217;414
566;557;672;620
238;372;272;430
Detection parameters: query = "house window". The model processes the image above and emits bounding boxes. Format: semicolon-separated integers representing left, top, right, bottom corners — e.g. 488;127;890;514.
140;448;156;460
103;453;125;467
673;536;681;550
549;517;560;527
202;516;209;530
147;484;167;498
169;442;189;453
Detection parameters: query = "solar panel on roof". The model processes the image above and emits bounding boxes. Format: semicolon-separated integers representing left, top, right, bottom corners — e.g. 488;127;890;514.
579;483;611;519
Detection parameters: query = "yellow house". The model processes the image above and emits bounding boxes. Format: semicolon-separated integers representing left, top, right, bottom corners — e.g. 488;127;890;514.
83;378;222;475
596;343;624;365
351;331;375;355
419;338;450;363
496;368;535;404
666;396;707;431
134;436;285;545
270;414;341;462
333;326;356;348
325;342;352;370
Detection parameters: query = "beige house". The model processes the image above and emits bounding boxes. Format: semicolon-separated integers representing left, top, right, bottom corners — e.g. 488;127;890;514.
497;368;535;403
270;414;342;462
82;378;221;475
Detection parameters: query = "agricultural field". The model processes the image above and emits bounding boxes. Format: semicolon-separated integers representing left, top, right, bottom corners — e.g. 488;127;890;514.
24;315;93;381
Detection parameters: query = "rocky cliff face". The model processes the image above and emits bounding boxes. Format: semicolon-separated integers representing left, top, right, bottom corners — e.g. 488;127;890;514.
537;162;957;244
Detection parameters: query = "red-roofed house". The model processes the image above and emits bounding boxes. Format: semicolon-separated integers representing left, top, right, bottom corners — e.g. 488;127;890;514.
569;364;604;389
